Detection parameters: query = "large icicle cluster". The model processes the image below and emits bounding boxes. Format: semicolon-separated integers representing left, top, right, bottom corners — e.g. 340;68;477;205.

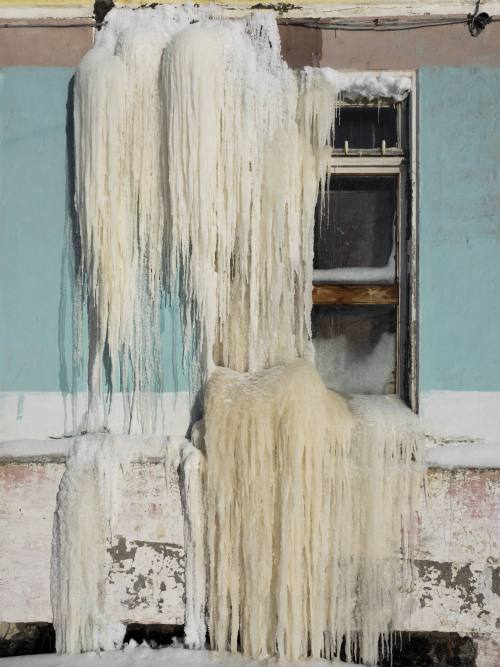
163;18;336;377
73;6;336;429
67;7;423;665
74;6;199;432
51;435;137;653
204;361;423;664
52;434;205;654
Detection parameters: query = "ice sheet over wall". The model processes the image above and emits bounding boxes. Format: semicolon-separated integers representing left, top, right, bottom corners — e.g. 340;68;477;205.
63;7;422;665
0;67;189;440
73;6;339;431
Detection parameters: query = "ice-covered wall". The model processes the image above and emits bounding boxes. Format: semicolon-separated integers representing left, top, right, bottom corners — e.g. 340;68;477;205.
2;60;500;446
0;67;190;440
1;449;500;661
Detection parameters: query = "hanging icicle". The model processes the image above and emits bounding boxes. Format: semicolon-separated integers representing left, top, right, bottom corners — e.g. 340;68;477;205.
203;360;423;664
65;7;423;665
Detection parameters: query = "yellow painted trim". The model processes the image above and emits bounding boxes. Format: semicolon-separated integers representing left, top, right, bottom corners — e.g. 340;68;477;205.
0;0;91;6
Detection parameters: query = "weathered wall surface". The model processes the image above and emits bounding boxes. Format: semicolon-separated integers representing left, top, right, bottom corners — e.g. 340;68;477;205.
0;456;186;626
281;22;500;70
1;457;500;650
0;20;93;67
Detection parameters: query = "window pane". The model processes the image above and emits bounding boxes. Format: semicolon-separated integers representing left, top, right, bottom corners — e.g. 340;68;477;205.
314;175;397;283
312;304;396;394
334;105;398;150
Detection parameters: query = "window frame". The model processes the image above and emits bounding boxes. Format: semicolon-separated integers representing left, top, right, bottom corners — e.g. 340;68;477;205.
311;73;417;408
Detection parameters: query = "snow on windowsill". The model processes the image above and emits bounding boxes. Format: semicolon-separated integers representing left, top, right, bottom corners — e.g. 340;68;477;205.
316;69;412;102
313;264;394;284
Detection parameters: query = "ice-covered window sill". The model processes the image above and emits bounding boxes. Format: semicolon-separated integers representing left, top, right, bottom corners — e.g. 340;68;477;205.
2;438;500;470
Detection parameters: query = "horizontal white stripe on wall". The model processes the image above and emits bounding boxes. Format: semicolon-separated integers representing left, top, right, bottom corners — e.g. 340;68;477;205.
0;391;191;442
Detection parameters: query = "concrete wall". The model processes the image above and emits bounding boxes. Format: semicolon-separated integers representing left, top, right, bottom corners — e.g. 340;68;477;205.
281;22;500;70
1;451;499;658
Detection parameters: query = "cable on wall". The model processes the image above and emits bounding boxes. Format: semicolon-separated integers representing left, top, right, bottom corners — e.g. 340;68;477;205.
0;0;497;36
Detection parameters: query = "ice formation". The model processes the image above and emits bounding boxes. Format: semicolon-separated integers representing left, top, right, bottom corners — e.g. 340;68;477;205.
167;436;207;650
65;5;424;664
74;5;338;429
51;435;141;653
163;18;336;378
313;331;396;394
51;433;205;655
203;361;423;663
73;6;199;433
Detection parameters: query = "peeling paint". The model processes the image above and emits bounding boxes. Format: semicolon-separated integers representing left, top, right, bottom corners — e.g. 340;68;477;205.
415;561;487;613
106;535;185;618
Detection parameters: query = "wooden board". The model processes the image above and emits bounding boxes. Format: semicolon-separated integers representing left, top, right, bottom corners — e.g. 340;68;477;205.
312;283;399;305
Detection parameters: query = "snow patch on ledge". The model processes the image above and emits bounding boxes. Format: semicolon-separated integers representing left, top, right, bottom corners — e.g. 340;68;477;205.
3;438;500;470
426;443;500;470
313;256;395;283
0;435;187;463
317;68;412;102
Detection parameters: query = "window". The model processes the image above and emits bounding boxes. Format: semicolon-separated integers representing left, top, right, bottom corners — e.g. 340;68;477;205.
312;95;411;401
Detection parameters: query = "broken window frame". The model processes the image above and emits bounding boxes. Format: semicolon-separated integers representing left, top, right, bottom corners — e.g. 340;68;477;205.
312;85;416;407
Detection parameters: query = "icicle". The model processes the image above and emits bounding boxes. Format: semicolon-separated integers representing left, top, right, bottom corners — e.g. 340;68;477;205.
74;9;197;432
51;435;137;653
69;8;423;664
163;19;337;382
203;361;424;664
166;435;207;650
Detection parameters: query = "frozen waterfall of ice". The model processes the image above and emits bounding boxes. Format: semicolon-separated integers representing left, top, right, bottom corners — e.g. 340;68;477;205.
51;434;206;654
62;5;423;664
51;435;138;653
203;361;423;664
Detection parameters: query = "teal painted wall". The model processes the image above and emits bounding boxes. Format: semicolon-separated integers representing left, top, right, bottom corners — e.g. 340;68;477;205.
0;67;187;393
418;67;500;392
2;67;500;395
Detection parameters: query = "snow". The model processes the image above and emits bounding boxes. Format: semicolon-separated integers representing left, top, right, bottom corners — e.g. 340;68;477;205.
319;69;412;102
426;443;500;469
0;438;70;462
312;254;395;283
0;646;358;667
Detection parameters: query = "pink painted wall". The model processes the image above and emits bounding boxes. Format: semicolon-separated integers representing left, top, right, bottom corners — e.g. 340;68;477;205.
0;19;93;67
279;21;500;69
3;19;500;69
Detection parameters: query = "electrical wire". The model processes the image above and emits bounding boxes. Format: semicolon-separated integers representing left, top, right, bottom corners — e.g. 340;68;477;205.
279;16;499;32
1;2;497;34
